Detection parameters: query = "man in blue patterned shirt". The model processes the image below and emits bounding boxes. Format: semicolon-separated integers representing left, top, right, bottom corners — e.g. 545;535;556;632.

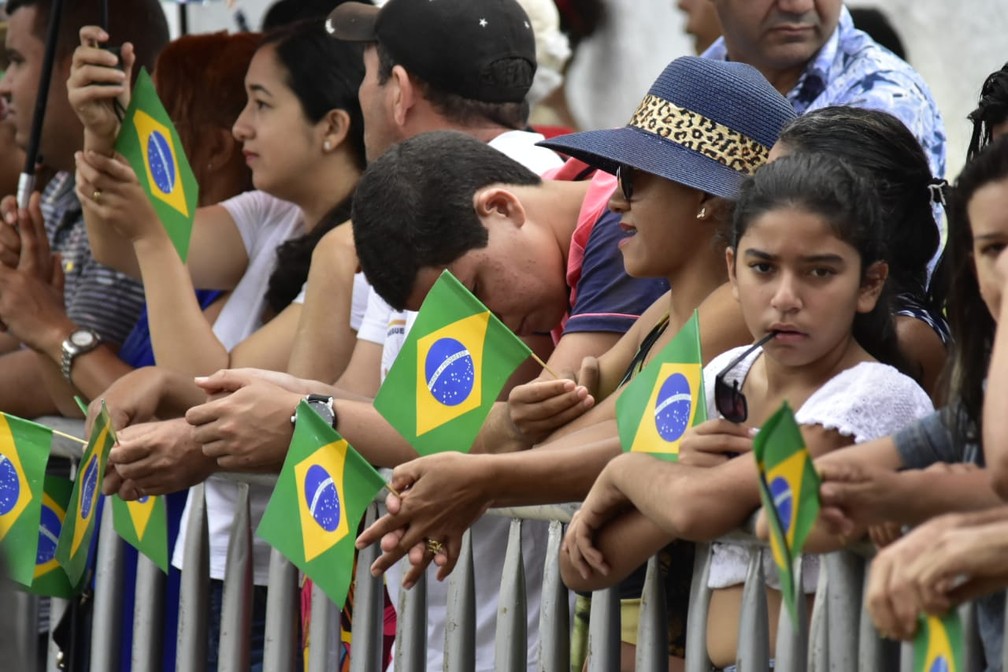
703;0;946;178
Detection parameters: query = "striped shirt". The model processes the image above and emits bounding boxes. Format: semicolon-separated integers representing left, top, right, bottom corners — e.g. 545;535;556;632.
39;172;145;345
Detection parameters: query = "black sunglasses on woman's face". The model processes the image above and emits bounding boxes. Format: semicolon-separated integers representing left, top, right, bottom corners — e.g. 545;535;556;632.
616;164;634;201
713;332;776;423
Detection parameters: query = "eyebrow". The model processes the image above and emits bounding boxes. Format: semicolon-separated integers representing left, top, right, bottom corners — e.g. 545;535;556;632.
743;249;845;264
248;83;273;97
973;233;1007;243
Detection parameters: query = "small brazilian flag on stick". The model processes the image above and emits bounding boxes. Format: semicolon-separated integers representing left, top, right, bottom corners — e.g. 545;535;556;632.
56;403;115;586
115;67;198;261
29;476;78;598
616;311;705;461
111;493;169;573
257;401;387;608
374;270;533;455
753;402;820;623
914;611;964;672
0;413;52;586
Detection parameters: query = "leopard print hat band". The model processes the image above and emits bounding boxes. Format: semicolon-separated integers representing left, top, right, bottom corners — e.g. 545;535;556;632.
627;94;769;177
540;56;797;200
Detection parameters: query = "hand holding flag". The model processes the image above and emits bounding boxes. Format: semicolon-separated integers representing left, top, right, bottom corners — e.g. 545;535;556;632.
374;270;533;455
114;67;198;261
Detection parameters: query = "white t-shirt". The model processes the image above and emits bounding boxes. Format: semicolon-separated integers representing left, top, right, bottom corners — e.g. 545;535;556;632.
292;271;371;333
702;345;934;593
173;190;302;584
362;130;562;671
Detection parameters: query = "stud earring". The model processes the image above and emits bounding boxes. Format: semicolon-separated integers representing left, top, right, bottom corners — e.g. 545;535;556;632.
323;140;333;152
696;206;707;220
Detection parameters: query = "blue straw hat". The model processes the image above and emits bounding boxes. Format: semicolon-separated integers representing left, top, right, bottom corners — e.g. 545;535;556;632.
540;56;797;199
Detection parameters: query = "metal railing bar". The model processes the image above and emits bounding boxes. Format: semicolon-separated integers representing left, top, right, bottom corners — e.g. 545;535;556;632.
537;519;569;672
90;500;124;671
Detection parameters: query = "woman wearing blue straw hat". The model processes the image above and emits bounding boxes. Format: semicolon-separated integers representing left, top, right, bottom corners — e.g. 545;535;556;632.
534;55;796;670
357;55;796;672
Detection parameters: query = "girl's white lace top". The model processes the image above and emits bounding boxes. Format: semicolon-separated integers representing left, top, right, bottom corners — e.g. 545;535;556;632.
703;345;934;592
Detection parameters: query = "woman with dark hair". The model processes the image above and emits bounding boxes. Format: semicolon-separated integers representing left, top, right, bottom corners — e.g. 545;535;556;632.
72;19;367;378
968;62;1008;161
772;106;949;397
67;19;369;669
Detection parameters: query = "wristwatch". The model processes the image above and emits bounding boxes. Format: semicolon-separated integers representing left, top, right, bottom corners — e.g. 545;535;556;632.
293;394;337;428
60;328;102;383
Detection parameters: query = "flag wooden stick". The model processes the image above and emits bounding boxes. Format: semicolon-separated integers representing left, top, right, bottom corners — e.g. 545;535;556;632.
16;0;66;208
100;0;108;31
530;351;560;379
384;482;402;499
52;429;86;445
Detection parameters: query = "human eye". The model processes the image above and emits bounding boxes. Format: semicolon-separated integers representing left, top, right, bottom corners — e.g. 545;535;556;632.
808;266;837;279
748;261;773;275
980;242;1007;258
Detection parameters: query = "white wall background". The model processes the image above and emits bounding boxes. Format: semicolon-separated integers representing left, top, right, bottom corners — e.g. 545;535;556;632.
164;0;1008;178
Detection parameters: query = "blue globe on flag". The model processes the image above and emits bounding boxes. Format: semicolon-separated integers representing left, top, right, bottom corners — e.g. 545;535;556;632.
425;337;475;407
0;455;19;515
146;131;177;196
37;504;61;565
80;457;99;520
303;464;341;532
653;373;693;443
769;476;793;532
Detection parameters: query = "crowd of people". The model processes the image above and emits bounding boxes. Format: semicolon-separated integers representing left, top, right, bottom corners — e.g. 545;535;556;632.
3;0;1008;669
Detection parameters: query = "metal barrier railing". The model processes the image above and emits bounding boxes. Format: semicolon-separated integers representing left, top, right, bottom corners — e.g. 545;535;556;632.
17;424;1004;671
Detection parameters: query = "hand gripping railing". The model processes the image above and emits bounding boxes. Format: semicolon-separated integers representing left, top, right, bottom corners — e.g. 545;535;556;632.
15;440;1005;672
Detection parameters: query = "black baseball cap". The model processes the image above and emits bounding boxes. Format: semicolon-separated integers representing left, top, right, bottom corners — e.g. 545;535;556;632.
326;0;537;104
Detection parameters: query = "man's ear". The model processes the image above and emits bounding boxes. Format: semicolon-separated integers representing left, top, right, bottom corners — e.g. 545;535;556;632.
473;187;527;228
726;247;740;302
390;64;415;128
857;260;889;313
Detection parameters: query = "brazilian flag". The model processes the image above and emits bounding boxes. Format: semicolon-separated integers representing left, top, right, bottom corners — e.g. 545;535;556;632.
56;403;115;586
374;270;533;455
914;612;964;672
0;413;52;586
115;67;198;261
753;402;820;622
28;476;78;598
257;401;386;607
112;492;169;573
615;311;705;461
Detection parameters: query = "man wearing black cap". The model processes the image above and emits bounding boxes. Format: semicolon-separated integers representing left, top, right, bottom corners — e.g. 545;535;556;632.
326;0;547;164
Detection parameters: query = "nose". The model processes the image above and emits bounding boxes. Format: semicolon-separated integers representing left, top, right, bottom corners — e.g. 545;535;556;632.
770;271;802;313
608;190;629;214
777;0;815;15
232;104;252;142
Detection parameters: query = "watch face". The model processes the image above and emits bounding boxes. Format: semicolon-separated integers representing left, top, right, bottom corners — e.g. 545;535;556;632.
70;330;97;348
